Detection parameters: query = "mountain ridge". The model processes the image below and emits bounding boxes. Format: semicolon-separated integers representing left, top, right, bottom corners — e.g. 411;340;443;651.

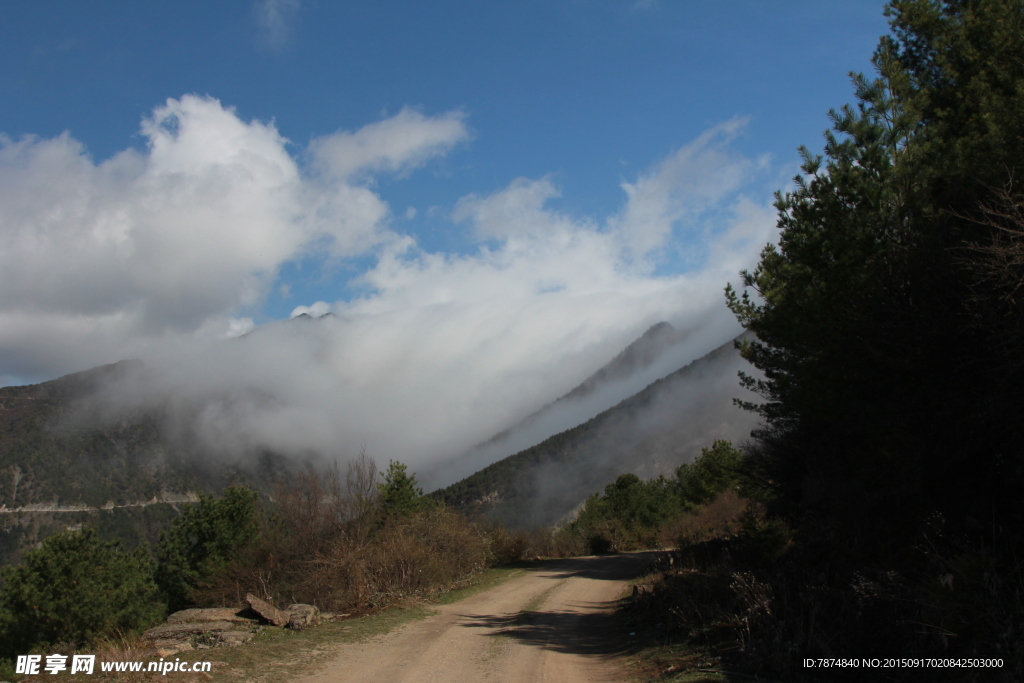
431;332;759;528
419;321;696;490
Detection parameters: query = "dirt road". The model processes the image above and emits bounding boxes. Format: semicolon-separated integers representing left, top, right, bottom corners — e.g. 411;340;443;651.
297;553;659;683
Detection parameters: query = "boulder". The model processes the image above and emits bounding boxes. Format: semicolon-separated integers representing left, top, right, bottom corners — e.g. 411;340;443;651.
142;619;255;657
216;631;255;647
246;593;287;626
166;607;257;626
286;604;321;631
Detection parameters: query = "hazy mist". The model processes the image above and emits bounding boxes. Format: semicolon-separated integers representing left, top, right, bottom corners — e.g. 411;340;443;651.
1;96;777;478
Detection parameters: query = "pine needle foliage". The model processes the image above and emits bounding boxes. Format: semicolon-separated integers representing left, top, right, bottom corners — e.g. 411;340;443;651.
726;0;1024;558
154;486;259;612
0;527;163;657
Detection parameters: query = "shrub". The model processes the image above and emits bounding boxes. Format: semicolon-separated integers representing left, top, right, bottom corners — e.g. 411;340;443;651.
155;486;259;611
572;473;683;552
486;525;531;565
378;460;430;516
0;527;163;656
361;506;487;604
660;488;749;548
736;506;794;565
676;440;746;508
195;460;488;612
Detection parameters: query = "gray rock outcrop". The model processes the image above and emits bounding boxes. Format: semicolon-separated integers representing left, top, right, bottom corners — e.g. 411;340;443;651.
142;608;259;657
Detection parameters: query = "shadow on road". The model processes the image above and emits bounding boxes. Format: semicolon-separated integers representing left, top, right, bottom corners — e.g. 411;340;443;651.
458;552;664;660
538;551;661;582
460;608;643;659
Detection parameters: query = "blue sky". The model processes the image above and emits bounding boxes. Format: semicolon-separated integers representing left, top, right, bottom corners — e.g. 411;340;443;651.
2;1;890;299
0;1;891;464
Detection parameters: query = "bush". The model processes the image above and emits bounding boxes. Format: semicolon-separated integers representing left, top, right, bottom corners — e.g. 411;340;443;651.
379;460;430;516
195;460;489;612
361;507;488;604
0;527;163;656
661;488;749;548
572;473;683;552
479;523;584;563
676;440;746;509
155;486;259;611
736;506;794;565
486;525;531;565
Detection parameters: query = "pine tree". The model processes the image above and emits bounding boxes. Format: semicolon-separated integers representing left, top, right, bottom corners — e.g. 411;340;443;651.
727;0;1024;555
0;527;163;656
155;486;259;611
378;461;426;515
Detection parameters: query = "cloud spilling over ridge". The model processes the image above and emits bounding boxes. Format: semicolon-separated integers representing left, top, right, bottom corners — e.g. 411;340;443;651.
0;97;775;470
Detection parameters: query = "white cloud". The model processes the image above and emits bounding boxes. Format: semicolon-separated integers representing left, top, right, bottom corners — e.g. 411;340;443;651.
308;107;469;181
290;301;332;318
265;127;778;465
225;317;256;338
1;99;776;476
612;117;754;260
453;176;580;241
254;0;300;51
0;95;468;380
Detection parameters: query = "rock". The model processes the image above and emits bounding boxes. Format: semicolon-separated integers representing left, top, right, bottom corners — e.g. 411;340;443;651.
152;641;194;657
166;607;257;626
213;631;254;647
143;616;258;655
144;621;241;639
246;593;287;626
286;604;321;631
631;583;655;598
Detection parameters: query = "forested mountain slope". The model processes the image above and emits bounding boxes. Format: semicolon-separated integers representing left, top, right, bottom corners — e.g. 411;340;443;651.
0;361;288;511
0;361;295;566
419;321;718;491
431;334;759;528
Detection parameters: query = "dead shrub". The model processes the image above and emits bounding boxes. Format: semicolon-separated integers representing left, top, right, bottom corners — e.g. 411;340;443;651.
476;523;585;565
660;489;748;548
486;526;531;565
197;457;487;614
531;526;586;558
362;506;488;605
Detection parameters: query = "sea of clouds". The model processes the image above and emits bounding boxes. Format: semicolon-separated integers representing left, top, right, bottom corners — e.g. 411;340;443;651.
0;95;776;471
